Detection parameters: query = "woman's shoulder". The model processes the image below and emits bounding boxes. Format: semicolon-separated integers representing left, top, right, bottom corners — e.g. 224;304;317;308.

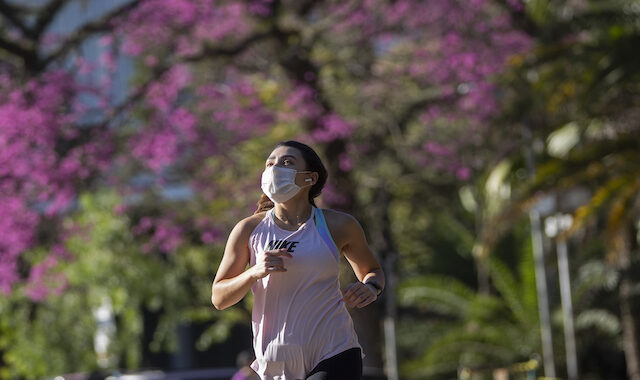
319;208;363;248
233;211;269;236
319;208;359;230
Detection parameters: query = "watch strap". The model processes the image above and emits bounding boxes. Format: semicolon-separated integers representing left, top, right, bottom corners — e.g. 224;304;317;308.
364;280;383;296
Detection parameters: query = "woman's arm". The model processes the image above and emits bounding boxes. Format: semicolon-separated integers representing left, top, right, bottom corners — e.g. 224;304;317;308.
326;210;386;308
212;214;292;310
211;218;256;310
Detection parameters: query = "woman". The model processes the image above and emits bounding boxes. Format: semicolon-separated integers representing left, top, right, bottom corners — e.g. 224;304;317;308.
212;140;385;380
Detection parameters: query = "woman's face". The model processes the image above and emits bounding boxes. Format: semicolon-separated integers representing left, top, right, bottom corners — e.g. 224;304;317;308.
265;146;316;187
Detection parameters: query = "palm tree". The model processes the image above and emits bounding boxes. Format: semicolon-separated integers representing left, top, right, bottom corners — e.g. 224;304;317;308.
476;0;640;377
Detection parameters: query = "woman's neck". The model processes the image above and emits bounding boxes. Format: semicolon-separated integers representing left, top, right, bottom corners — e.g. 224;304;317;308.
273;200;313;229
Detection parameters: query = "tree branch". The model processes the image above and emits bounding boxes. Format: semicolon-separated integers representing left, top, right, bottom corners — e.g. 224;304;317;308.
0;34;38;70
40;0;143;69
0;0;34;39
491;0;540;37
183;29;274;63
33;0;67;39
396;89;458;132
113;30;274;117
73;30;274;138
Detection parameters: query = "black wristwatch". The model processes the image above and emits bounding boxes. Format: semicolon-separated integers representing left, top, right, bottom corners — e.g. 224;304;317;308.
364;281;383;296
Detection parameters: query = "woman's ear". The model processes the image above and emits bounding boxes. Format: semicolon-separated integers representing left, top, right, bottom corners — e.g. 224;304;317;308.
310;172;319;185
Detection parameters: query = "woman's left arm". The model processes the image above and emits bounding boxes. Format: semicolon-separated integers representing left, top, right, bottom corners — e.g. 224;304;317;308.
329;211;386;308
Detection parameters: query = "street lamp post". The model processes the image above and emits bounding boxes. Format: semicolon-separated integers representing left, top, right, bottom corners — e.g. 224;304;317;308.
383;254;399;380
93;297;116;369
530;208;556;379
545;213;579;380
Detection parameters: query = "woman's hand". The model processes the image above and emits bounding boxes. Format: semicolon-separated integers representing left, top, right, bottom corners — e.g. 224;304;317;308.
342;282;377;308
251;248;293;279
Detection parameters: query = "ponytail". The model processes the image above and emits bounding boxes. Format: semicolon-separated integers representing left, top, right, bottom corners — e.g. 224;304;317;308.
255;193;274;214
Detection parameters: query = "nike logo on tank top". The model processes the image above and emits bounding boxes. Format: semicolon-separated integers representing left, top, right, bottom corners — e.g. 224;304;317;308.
248;207;361;379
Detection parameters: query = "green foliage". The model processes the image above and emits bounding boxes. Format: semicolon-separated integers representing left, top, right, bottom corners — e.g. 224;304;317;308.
0;294;97;379
478;1;640;378
399;276;476;317
398;230;540;379
0;191;242;379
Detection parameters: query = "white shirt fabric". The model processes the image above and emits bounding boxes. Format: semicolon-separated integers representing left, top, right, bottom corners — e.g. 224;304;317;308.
248;207;361;379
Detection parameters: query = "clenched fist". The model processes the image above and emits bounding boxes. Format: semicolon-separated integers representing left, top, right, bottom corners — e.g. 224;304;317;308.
342;282;377;308
250;248;293;279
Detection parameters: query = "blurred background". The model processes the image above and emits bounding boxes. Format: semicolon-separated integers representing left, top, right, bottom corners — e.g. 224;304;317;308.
0;0;639;379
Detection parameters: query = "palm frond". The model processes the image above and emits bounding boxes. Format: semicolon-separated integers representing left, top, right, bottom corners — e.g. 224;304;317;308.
488;258;536;326
477;136;640;255
398;276;476;317
574;260;619;302
575;308;621;336
602;177;640;262
568;174;632;236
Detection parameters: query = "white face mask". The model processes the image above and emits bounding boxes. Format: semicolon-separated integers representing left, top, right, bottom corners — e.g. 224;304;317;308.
261;166;312;204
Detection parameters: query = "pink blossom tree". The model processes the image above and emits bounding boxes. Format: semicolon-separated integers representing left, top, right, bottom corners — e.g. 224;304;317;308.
0;0;535;376
0;0;530;293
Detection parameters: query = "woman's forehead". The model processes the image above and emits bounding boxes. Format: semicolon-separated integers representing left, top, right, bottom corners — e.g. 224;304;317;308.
268;146;302;160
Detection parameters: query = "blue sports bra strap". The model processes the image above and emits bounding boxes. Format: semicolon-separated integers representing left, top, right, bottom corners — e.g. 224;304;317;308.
313;207;340;260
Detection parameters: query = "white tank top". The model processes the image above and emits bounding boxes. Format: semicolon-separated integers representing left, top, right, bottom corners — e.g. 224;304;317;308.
248;207;361;379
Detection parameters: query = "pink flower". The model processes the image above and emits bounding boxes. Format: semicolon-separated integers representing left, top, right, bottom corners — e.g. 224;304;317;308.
321;183;350;208
424;142;453;156
25;254;68;301
339;152;354;172
284;85;323;121
456;166;472;181
144;55;159;67
311;114;355;142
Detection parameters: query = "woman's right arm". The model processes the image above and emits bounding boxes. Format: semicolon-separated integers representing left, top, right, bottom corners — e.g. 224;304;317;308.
211;218;259;310
211;216;291;310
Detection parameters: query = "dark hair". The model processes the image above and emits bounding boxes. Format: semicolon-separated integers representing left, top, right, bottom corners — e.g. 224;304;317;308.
255;140;328;213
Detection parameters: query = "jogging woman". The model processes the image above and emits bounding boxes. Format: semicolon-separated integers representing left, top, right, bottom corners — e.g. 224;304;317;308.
212;140;385;380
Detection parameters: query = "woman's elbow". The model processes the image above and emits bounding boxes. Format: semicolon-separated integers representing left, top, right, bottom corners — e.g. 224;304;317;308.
211;287;226;310
371;267;386;285
212;296;228;310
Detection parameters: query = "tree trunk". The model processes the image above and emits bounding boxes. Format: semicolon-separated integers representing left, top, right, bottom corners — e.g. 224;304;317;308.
618;226;640;380
476;258;490;295
620;276;640;380
364;188;398;379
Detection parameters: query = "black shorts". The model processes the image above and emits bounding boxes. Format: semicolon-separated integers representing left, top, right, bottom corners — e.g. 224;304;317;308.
305;347;362;380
